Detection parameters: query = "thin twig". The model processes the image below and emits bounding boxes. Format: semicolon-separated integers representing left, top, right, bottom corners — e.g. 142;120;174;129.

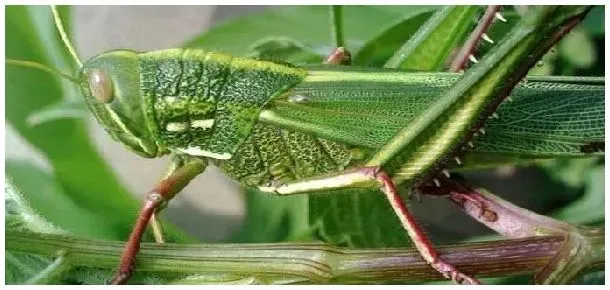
425;176;572;238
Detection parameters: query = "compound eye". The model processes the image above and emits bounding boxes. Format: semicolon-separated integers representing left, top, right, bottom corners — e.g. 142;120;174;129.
88;69;113;103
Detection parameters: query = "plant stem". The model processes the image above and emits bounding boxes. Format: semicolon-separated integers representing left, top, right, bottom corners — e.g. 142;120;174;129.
422;175;605;284
383;6;479;70
330;5;345;48
433;176;572;238
6;229;604;284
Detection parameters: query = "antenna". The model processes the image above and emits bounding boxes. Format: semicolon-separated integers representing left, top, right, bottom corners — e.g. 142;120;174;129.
51;5;83;67
6;59;79;83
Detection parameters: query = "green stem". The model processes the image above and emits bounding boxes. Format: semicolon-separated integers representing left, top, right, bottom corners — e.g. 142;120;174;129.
330;5;345;48
384;6;480;70
534;227;605;284
6;229;604;284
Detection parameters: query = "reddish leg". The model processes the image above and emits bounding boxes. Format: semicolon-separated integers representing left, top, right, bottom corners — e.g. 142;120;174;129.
110;193;164;285
109;159;206;285
360;167;480;285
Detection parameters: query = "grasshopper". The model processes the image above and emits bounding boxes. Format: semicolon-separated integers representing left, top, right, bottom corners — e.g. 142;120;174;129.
6;5;602;285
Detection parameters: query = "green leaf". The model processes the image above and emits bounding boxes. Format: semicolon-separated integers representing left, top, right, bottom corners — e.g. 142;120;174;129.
552;165;604;224
6;159;122;239
351;10;436;67
542;158;600;188
246;37;323;64
230;189;309;243
6;175;65;235
5;162;69;285
5;252;61;285
6;5;134;236
27;6;81;103
184;6;436;57
6;6;192;242
581;6;604;36
310;189;412;247
384;6;482;70
571;270;605;285
27;99;88;126
558;26;596;69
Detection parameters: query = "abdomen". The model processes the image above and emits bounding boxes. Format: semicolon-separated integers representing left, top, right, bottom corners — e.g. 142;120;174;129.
216;123;354;187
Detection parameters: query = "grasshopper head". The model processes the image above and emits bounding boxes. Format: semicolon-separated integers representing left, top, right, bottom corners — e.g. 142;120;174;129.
79;50;160;158
8;7;161;157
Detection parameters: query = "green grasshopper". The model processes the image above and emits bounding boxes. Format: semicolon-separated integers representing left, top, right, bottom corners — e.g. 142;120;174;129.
7;5;602;285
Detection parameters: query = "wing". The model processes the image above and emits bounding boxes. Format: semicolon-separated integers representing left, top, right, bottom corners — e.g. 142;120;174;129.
260;66;604;168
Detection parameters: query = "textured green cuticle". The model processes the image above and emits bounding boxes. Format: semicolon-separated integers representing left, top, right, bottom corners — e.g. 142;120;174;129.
218;124;352;187
138;48;307;159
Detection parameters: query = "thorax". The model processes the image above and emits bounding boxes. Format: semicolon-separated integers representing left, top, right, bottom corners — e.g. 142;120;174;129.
137;48;307;159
